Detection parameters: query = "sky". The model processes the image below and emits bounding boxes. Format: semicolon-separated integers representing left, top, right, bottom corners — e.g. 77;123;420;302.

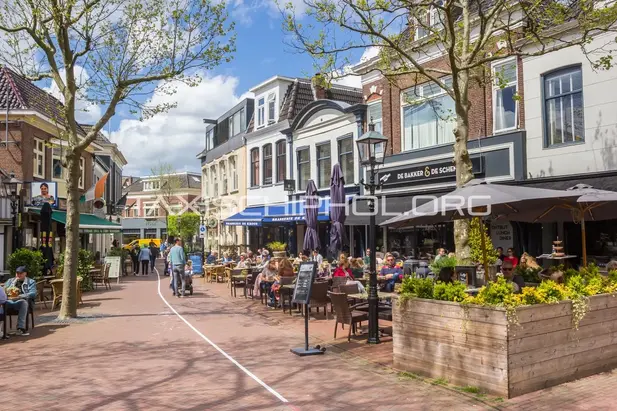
103;1;368;177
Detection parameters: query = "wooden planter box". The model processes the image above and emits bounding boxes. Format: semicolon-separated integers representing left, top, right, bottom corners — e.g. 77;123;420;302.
392;293;617;398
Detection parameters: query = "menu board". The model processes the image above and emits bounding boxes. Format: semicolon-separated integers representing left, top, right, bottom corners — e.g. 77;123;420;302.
455;266;475;286
292;262;316;304
105;256;122;283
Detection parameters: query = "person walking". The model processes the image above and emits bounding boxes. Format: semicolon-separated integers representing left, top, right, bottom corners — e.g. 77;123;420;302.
161;240;170;275
131;245;140;275
149;242;159;271
139;246;152;275
169;238;187;297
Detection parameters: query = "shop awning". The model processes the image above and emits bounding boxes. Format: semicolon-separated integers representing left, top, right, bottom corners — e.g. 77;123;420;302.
224;206;266;226
29;208;122;233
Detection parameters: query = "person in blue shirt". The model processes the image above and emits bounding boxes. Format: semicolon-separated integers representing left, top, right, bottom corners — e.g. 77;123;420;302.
3;266;37;336
138;246;152;275
206;250;218;265
169;238;187;297
380;253;403;292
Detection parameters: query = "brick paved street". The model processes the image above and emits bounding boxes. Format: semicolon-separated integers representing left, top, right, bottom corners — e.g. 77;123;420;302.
3;260;617;410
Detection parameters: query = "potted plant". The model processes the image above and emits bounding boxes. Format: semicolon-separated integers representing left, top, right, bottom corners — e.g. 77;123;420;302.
266;241;287;258
430;256;458;282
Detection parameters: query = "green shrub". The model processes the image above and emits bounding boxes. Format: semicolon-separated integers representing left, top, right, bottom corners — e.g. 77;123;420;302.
433;281;468;302
469;217;498;265
266;242;287;251
57;249;95;291
7;248;45;279
400;276;434;299
429;256;458;274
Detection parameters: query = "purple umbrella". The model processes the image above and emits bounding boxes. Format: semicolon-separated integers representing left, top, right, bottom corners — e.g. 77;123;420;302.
303;180;320;253
329;163;347;258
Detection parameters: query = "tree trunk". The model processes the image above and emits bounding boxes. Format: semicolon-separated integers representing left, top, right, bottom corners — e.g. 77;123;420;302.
453;69;475;263
58;150;81;319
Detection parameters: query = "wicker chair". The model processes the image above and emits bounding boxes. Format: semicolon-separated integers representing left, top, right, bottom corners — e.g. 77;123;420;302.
50;279;64;311
36;280;49;309
231;270;248;297
308;281;330;317
338;283;360;295
331;276;348;292
6;298;35;331
91;265;106;289
244;270;259;299
102;263;112;290
278;276;295;312
330;292;368;342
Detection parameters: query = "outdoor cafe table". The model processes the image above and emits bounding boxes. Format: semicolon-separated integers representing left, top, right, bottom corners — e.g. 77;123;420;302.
348;291;396;301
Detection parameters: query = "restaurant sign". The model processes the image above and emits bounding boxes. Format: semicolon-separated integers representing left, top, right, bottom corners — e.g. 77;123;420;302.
377;157;483;186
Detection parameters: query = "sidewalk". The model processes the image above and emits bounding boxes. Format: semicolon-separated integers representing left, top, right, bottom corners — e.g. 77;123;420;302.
2;263;616;410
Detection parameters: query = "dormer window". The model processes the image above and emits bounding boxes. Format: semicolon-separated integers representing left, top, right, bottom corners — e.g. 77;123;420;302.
143;180;161;191
257;97;265;128
415;3;444;40
267;93;276;124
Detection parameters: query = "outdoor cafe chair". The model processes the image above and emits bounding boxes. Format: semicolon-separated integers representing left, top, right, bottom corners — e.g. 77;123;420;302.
330;292;368;342
244;270;259;299
308;281;330;318
50;279;64;311
338;283;360;296
231;270;248;298
103;263;112;290
6;297;35;332
331;276;347;292
36;280;49;309
277;276;295;312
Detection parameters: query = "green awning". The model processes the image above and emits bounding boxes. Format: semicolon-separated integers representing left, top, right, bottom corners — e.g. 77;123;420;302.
29;208;122;233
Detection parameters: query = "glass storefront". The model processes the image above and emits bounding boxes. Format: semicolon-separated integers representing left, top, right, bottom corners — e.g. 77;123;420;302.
387;223;454;258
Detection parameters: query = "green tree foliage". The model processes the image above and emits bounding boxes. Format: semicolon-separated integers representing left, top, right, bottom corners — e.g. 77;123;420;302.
0;0;235;318
469;218;498;265
283;0;617;262
168;212;200;245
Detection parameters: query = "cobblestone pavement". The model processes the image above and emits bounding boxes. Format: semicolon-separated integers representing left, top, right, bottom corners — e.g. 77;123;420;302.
3;261;616;410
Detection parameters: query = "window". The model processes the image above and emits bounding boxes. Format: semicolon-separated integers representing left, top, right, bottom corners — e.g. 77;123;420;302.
267;93;276;124
402;77;455;151
297;148;310;191
493;59;518;133
143;180;160;191
79;157;85;189
206;128;215;151
33;138;45;178
211;165;218;197
316;143;331;189
52;148;64;180
263;144;273;185
250;148;260;187
220;161;227;194
229;156;238;191
415;5;444;39
368;101;383;133
144;202;159;217
203;170;209;197
338;137;354;184
276;140;286;183
257;98;265;127
544;66;584;146
228;109;245;138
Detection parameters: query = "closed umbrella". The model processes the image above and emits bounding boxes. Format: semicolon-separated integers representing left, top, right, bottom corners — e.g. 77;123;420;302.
329;163;347;259
303;180;320;253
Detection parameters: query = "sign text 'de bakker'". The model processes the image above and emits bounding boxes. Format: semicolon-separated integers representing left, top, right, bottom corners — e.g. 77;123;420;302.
377;157;483;186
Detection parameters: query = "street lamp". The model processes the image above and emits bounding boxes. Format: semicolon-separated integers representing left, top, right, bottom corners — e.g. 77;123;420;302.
356;119;388;345
197;199;206;264
2;171;22;253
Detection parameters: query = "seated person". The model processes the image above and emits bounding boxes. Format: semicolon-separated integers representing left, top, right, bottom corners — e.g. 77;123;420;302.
4;266;36;336
504;248;519;267
222;252;233;264
380;253;403;292
246;251;255;264
519;252;540;270
277;258;295;277
236;254;249;269
350;258;365;280
0;285;6;338
254;259;278;296
318;261;331;278
501;261;524;293
434;248;446;263
333;255;354;279
206;251;218;265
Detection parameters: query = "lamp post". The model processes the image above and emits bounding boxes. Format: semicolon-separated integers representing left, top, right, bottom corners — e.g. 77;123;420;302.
198;200;206;265
2;172;22;253
356;120;388;345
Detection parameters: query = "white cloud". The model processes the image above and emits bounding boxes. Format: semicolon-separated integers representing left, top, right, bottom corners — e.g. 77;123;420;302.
44;65;102;124
110;73;246;176
231;0;309;25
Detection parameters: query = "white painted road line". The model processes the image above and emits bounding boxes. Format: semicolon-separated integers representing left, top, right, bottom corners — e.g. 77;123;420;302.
154;268;289;403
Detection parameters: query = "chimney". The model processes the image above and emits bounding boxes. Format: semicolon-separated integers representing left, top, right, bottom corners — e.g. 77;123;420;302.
311;73;328;100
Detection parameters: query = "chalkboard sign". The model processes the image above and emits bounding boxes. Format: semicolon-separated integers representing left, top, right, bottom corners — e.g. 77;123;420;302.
292;261;316;304
105;256;122;284
455;265;476;287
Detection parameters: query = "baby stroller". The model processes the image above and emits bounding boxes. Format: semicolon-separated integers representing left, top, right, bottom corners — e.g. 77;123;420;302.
169;265;194;296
